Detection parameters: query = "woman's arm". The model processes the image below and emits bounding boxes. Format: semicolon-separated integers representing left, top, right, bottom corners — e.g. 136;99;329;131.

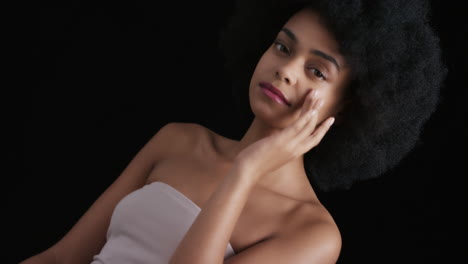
170;90;339;264
19;122;183;264
169;164;255;264
19;247;58;264
170;163;341;264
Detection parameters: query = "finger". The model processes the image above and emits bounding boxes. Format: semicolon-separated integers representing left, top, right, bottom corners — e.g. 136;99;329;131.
302;116;335;151
296;97;323;139
300;89;316;116
284;90;317;137
298;90;320;126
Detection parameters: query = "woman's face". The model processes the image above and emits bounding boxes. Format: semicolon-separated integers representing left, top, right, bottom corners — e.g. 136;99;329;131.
249;8;352;127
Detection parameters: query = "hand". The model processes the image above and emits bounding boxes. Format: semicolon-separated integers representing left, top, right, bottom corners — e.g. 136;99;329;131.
234;89;335;183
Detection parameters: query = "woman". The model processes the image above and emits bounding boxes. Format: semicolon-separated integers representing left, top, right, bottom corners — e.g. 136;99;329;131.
20;0;446;263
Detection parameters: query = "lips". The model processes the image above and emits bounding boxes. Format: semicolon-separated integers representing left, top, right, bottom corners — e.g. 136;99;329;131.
259;82;291;106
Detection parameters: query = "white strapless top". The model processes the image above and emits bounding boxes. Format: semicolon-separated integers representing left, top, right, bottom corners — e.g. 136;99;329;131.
91;181;236;264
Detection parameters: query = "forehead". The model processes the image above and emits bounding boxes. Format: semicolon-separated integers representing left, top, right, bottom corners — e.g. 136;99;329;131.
282;8;341;56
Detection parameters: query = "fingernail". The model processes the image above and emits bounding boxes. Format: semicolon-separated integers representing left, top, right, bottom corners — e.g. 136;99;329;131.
328;117;335;126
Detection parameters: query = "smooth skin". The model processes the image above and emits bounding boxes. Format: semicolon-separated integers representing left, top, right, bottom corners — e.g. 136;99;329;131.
170;85;339;264
170;7;351;263
20;7;351;264
236;89;334;183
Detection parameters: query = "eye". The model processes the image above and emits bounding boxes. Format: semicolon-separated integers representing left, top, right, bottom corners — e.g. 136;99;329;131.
273;41;289;54
309;68;327;80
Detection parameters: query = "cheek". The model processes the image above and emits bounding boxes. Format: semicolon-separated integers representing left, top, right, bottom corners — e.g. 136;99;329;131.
319;95;340;120
255;52;277;73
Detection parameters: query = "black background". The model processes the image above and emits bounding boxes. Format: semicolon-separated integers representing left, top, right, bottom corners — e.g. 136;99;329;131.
9;1;467;263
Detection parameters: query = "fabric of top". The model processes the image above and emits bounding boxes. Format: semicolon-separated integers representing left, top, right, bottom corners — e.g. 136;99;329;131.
91;181;236;264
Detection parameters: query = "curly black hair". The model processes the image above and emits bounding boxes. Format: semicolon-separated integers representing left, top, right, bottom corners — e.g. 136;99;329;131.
218;0;448;192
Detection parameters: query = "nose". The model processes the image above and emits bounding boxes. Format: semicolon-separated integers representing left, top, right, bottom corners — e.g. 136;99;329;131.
275;61;298;86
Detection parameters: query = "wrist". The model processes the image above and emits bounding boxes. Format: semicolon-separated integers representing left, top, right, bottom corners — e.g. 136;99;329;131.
230;161;258;187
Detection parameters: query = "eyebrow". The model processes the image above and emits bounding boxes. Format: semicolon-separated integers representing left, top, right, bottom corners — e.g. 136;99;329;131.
280;27;341;72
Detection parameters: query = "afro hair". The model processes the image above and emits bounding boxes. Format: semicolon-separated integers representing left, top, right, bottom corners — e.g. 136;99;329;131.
218;0;448;192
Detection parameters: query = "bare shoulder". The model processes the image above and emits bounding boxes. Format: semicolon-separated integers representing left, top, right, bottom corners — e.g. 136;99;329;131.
224;202;342;264
172;122;208;135
290;202;342;260
288;212;342;263
278;202;341;260
166;122;207;138
300;202;341;240
157;122;207;155
170;122;218;146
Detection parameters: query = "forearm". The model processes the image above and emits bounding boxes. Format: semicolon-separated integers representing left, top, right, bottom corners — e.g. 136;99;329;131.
169;165;255;264
19;248;59;264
